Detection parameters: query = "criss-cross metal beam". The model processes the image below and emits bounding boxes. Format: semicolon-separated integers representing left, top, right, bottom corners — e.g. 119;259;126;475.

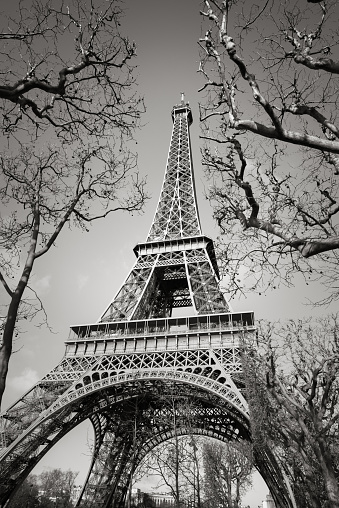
0;97;296;508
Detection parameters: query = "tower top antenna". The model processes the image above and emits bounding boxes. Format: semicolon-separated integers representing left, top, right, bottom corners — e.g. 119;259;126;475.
172;92;192;124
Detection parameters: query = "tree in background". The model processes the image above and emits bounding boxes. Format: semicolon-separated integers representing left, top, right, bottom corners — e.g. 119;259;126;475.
136;402;253;508
242;315;339;508
139;436;187;507
7;477;40;508
137;434;205;508
37;468;78;508
137;434;254;508
134;394;209;508
202;440;253;508
0;0;147;407
133;492;156;508
183;436;203;508
8;469;78;507
198;0;339;302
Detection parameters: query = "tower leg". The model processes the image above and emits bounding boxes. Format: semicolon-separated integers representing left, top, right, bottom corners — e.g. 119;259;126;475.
76;415;137;508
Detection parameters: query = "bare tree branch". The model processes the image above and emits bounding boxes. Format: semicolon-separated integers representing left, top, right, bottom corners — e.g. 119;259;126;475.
0;0;148;407
198;0;339;302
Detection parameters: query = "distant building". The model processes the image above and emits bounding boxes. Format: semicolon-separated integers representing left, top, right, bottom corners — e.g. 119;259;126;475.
263;493;276;508
71;484;83;504
130;488;175;506
150;491;175;506
130;488;142;504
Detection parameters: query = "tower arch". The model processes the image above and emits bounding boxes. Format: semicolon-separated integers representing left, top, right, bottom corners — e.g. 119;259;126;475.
0;98;295;508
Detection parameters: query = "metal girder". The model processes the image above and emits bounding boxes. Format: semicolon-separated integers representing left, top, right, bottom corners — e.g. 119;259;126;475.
76;389;251;507
0;98;296;508
147;104;201;242
0;338;295;508
100;245;230;322
99;99;228;323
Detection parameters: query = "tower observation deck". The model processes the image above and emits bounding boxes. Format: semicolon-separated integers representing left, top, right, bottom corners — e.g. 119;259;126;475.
0;97;294;508
99;94;230;322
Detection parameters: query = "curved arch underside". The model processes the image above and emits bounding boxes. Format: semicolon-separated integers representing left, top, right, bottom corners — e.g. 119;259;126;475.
0;377;293;508
0;100;296;508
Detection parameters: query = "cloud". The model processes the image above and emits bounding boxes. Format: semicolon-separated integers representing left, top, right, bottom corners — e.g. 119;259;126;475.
31;274;52;296
77;274;89;291
9;368;40;392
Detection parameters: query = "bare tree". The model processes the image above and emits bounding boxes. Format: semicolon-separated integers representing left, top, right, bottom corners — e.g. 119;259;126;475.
198;0;339;302
135;396;206;508
202;440;253;508
8;468;78;508
184;436;203;508
136;393;252;508
242;315;339;508
141;437;186;508
0;0;144;141
134;492;156;508
137;399;187;508
37;468;79;508
0;0;147;408
6;476;39;508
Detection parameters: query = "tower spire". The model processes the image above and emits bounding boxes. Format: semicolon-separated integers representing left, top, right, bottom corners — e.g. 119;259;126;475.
147;96;201;241
99;97;229;321
0;95;293;508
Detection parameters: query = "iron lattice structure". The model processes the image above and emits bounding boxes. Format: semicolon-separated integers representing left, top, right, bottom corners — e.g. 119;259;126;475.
0;98;294;508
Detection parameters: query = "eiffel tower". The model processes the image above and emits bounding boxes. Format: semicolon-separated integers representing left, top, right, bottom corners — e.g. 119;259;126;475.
0;96;294;508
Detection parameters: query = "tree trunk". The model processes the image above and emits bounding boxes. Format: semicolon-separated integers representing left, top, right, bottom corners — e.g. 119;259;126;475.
0;294;22;408
172;403;181;508
316;438;339;508
0;209;39;409
0;340;11;409
196;458;201;508
235;477;241;508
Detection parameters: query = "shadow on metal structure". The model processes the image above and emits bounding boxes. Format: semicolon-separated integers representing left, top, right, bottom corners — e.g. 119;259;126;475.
0;97;295;508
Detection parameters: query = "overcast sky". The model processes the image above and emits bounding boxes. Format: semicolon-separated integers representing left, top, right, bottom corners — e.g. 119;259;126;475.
1;0;337;505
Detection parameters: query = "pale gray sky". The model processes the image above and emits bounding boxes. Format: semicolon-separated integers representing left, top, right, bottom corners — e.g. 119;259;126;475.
1;1;337;506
